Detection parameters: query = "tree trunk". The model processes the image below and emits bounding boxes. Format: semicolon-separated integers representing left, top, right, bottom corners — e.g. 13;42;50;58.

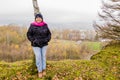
32;0;41;74
32;0;40;16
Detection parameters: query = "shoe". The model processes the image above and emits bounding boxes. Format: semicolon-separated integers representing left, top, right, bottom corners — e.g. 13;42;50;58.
42;70;46;76
38;72;43;78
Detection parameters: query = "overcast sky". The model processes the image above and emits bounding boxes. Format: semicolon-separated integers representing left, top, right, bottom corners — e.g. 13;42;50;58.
0;0;101;29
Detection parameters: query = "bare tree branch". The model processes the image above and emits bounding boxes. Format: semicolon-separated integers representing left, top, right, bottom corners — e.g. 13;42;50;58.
103;10;120;24
93;0;120;40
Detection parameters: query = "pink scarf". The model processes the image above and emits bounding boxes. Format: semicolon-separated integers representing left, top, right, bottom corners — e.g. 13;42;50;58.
31;21;46;27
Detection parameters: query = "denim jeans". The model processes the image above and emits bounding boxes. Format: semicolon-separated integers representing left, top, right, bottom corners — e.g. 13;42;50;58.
32;46;47;72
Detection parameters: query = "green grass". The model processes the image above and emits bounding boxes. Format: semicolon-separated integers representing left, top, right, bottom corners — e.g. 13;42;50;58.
0;42;119;80
82;41;101;51
91;42;120;80
0;60;108;80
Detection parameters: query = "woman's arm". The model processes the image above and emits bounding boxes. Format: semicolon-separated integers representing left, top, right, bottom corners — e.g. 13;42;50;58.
44;25;51;42
46;27;51;42
27;25;35;42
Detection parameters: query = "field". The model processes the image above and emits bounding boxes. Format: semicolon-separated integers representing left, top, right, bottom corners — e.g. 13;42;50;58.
0;26;119;80
0;42;120;80
0;26;102;62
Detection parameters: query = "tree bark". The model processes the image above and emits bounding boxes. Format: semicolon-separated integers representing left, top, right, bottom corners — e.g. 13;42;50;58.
32;0;40;16
32;0;41;73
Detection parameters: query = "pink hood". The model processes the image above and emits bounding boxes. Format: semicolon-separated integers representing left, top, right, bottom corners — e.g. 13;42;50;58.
31;21;46;27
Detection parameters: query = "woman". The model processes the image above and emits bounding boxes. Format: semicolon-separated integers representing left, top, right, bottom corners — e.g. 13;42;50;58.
27;13;51;78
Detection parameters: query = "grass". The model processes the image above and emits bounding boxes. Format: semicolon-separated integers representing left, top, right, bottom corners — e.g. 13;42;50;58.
0;60;108;80
82;41;101;51
0;42;119;80
91;42;120;80
47;40;102;60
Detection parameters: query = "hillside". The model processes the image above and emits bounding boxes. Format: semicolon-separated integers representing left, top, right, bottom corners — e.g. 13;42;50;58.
0;42;119;80
0;26;99;62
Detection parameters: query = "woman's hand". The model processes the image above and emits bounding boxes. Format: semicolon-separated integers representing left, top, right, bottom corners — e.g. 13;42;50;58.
33;39;39;45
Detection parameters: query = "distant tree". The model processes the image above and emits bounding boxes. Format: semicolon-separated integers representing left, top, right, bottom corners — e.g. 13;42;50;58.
93;0;120;40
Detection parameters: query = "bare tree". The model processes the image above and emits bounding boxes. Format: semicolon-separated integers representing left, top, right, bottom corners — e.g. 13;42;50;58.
93;0;120;40
32;0;41;16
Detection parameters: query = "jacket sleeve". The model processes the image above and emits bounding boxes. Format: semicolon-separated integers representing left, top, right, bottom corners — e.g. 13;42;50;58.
47;27;51;42
44;25;51;42
27;25;35;42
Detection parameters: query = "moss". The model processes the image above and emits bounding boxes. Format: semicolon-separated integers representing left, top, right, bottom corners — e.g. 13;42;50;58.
91;42;120;79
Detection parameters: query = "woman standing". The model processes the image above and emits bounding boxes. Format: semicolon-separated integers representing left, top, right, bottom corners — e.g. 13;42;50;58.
27;13;51;78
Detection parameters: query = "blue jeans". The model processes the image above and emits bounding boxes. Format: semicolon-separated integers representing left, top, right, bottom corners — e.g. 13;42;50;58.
32;46;47;72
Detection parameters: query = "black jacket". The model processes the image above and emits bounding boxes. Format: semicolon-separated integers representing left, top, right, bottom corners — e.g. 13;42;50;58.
27;23;51;48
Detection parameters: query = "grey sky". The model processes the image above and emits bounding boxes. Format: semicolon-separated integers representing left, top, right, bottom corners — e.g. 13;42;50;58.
0;0;101;29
